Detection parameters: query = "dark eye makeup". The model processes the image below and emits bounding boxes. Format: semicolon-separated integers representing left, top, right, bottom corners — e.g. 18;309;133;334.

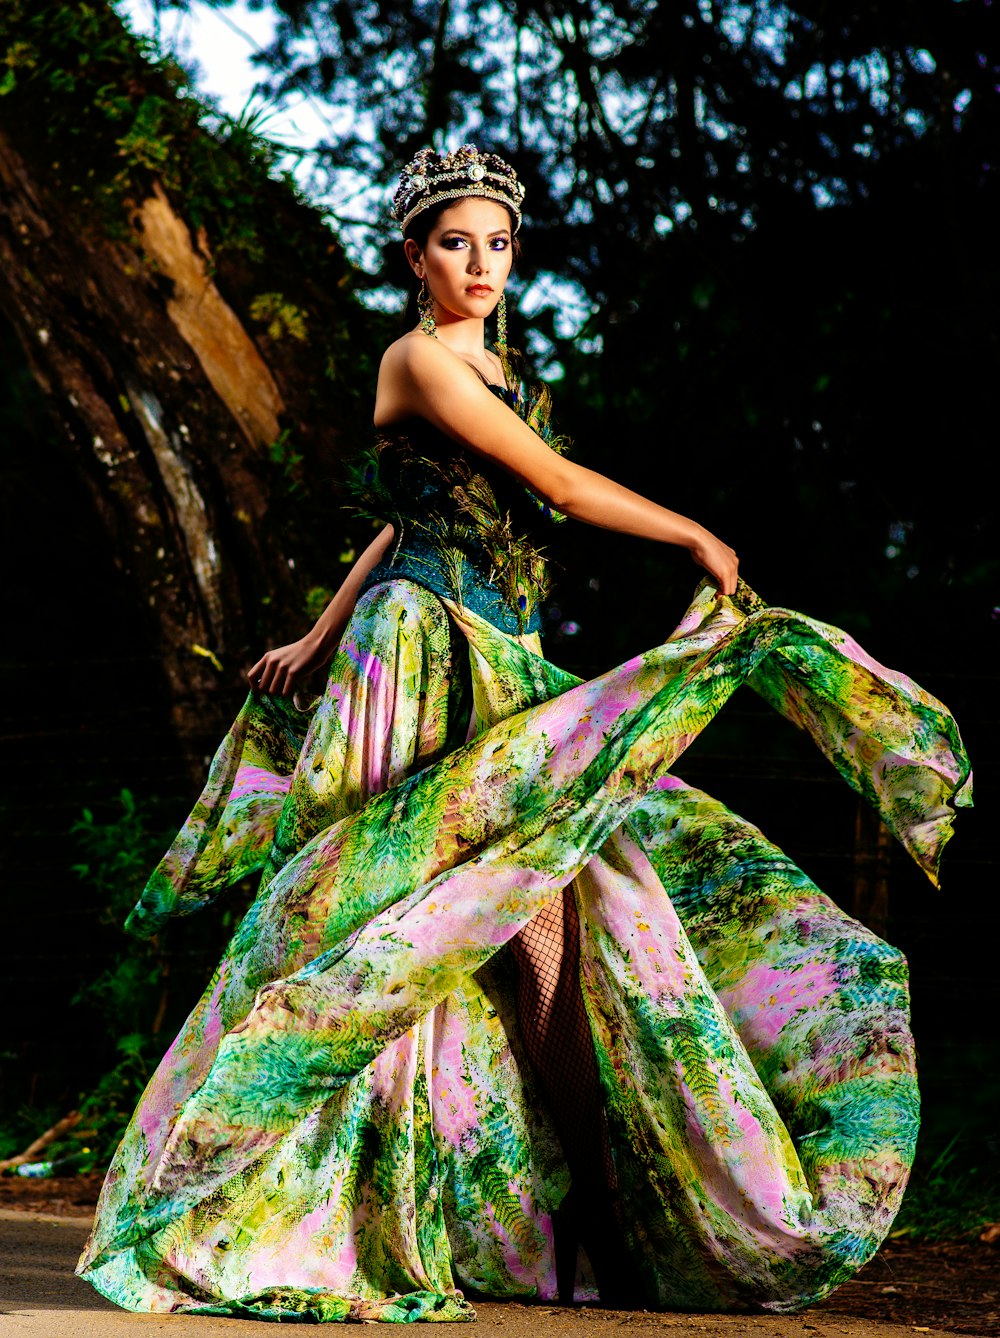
440;233;510;249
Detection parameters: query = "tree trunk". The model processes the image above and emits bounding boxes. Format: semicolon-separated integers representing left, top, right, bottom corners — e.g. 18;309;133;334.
0;1;381;774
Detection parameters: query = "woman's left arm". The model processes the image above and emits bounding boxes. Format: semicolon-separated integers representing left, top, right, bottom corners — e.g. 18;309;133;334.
249;523;395;696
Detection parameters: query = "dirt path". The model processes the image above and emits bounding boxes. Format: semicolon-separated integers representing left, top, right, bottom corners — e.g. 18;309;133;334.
0;1191;995;1338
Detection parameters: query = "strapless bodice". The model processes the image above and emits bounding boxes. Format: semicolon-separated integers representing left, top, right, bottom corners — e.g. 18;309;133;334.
349;381;567;635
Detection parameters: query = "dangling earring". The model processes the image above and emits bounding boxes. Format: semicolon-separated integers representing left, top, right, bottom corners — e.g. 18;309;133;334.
418;279;436;338
495;292;507;351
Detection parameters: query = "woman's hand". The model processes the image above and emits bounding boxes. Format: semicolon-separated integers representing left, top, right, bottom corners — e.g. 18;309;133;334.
248;635;327;697
247;525;395;699
688;528;739;596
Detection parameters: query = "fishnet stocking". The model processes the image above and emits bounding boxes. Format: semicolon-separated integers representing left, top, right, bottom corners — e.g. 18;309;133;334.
509;887;616;1199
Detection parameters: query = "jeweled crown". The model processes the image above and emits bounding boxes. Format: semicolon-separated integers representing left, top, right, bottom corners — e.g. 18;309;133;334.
393;144;525;235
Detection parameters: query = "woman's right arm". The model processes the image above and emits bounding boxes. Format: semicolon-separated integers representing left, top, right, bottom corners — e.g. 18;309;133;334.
249;523;394;696
381;338;739;595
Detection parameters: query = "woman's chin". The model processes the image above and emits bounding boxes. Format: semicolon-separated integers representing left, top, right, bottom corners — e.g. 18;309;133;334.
439;301;495;325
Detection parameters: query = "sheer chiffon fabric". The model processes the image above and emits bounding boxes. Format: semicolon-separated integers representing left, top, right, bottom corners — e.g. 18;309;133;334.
75;577;971;1322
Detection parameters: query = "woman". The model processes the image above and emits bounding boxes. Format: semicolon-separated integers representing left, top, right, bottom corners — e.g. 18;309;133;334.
76;146;971;1323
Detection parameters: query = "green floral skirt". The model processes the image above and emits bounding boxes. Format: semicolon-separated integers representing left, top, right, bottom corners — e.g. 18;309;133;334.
75;579;971;1321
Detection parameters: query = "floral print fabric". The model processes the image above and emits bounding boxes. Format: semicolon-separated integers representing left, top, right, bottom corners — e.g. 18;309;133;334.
75;577;971;1321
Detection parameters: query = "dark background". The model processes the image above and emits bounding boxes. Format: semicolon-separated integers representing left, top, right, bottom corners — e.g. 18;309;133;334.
0;0;995;1218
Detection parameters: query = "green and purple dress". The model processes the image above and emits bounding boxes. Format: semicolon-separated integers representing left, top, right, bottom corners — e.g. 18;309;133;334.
76;374;972;1322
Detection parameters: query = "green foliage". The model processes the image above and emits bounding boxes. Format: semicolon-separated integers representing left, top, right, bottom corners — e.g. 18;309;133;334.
251;292;310;342
18;787;261;1165
67;789;174;1159
304;584;336;621
1;2;178;236
71;1033;161;1167
0;1067;150;1176
892;1132;1000;1242
0;1;352;287
886;1038;1000;1241
71;788;162;931
0;1;273;256
0;788;176;1169
267;427;305;494
116;93;174;174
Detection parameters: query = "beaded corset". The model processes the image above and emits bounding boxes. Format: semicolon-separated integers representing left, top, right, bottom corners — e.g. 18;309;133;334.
350;381;568;636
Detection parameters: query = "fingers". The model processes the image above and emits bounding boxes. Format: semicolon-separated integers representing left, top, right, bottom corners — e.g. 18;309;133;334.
693;538;738;597
690;531;738;593
248;651;297;697
722;562;739;596
714;540;739;597
719;556;739;596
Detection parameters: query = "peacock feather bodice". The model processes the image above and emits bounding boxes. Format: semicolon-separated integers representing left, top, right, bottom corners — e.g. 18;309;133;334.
348;372;570;635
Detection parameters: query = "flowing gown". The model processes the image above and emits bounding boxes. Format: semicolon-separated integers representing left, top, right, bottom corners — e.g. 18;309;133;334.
75;379;972;1323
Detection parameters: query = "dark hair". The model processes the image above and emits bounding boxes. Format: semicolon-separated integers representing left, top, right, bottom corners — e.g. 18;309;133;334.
401;198;522;331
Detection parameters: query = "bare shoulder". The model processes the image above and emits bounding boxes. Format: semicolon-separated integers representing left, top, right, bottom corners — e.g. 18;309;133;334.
379;330;444;380
375;333;517;438
375;332;442;426
377;331;486;400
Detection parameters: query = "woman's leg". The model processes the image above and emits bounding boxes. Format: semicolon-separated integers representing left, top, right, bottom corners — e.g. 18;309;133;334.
511;888;645;1305
509;889;612;1195
509;888;640;1302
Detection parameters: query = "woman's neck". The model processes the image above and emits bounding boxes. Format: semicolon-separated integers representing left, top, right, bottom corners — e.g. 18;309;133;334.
432;313;487;359
425;313;501;383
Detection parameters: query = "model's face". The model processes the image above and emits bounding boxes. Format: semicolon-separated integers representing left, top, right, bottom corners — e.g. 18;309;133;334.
407;197;513;325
